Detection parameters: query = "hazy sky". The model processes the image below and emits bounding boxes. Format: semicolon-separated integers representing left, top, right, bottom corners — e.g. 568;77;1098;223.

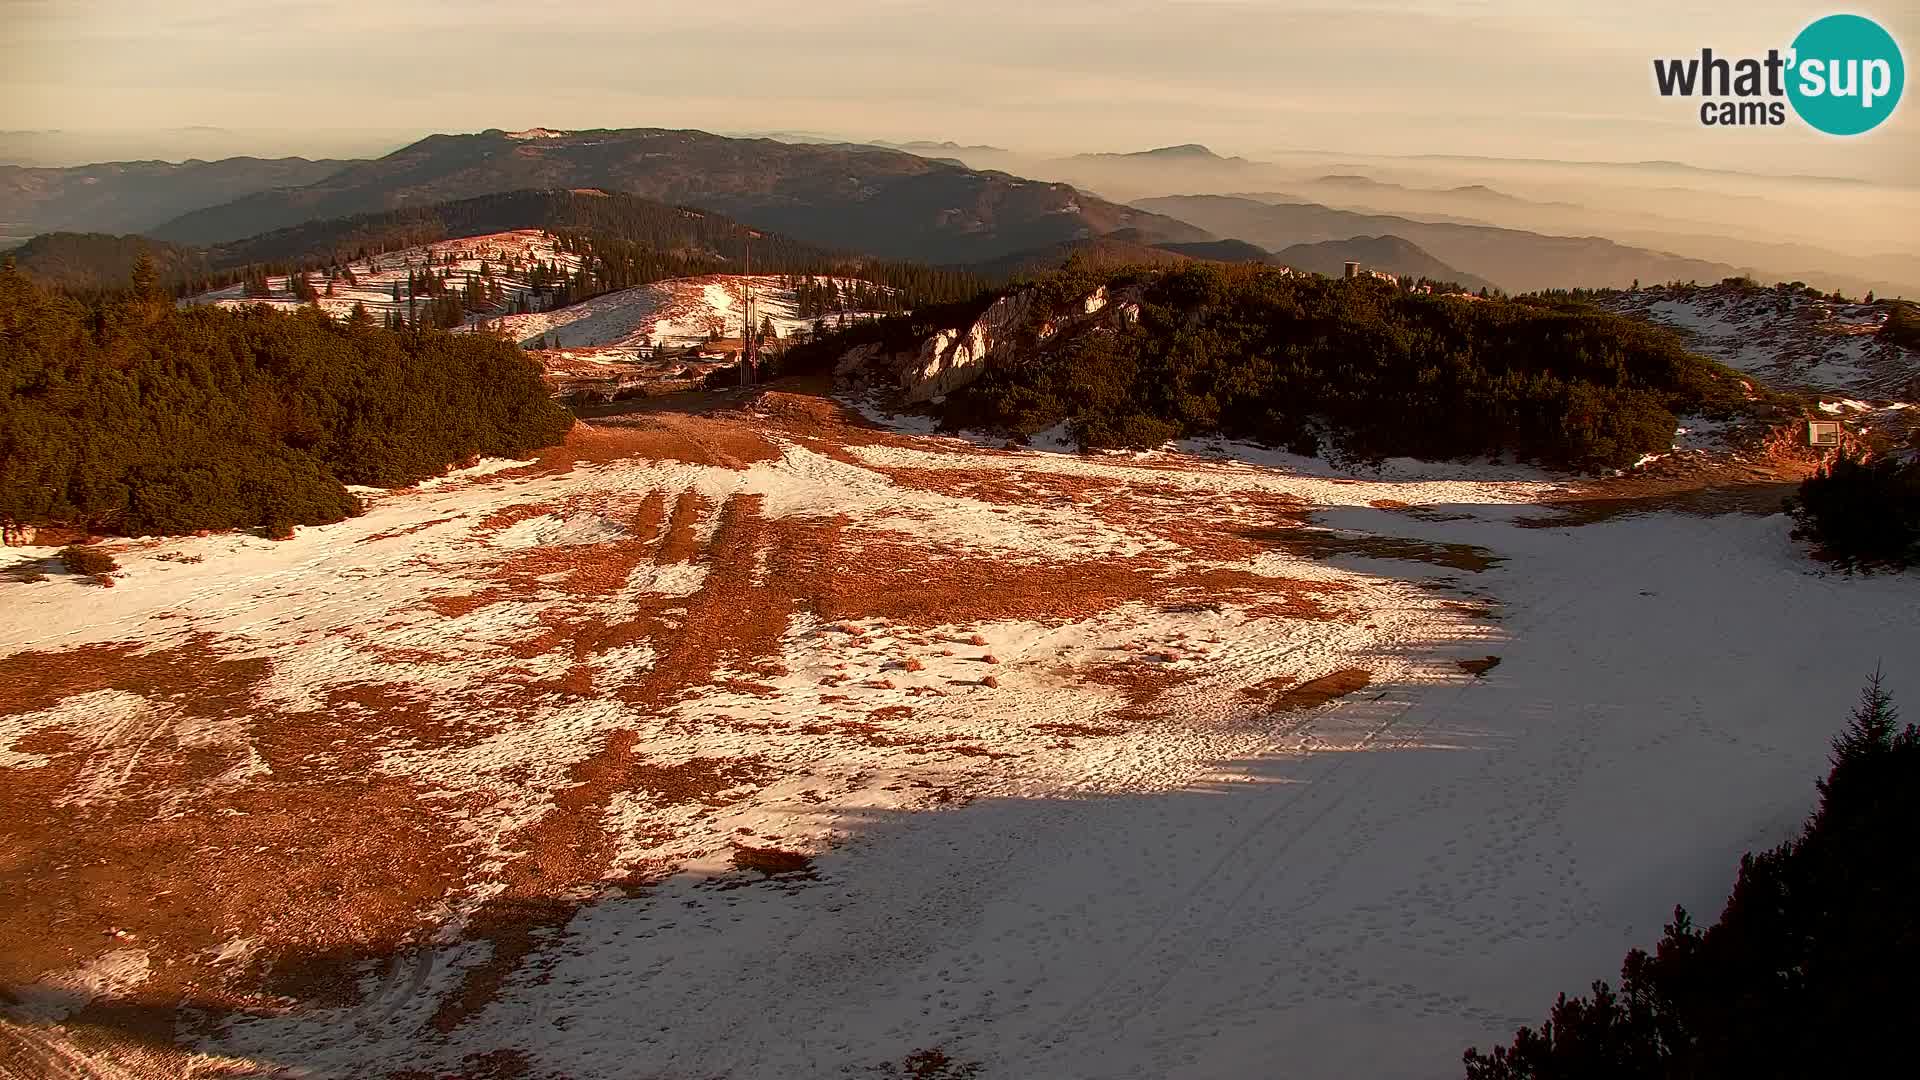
3;0;1914;179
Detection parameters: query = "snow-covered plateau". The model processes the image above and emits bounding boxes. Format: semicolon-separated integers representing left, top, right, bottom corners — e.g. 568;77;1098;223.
3;382;1914;1079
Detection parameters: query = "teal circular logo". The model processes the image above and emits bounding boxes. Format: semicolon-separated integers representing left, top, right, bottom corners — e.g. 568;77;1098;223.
1788;14;1904;135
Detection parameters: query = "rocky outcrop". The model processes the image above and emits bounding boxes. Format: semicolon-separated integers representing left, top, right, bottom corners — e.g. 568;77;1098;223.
895;290;1036;402
837;284;1139;402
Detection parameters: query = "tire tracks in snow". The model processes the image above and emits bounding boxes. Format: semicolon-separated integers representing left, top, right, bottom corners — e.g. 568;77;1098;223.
1029;665;1483;1072
1017;554;1595;1073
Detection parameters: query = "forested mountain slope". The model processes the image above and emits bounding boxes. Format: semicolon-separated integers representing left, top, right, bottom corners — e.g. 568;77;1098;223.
149;128;1211;263
20;190;989;314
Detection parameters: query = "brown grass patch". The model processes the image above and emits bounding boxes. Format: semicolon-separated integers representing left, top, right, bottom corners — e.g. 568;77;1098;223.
358;516;459;543
1245;668;1373;711
628;757;777;805
1241;525;1502;573
873;467;1131;508
1127;489;1314;561
821;540;1346;631
0;639;465;1017
731;387;936;460
822;541;1163;627
425;590;509;618
433;493;836;1030
537;410;783;471
655;490;707;564
731;845;815;876
1177;568;1351;621
943;745;1015;759
474;501;556;536
873;469;1313;564
1079;657;1207;726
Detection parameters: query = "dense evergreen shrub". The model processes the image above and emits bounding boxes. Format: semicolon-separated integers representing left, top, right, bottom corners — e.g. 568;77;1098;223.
1881;302;1920;349
0;261;573;536
57;545;117;576
839;264;1748;469
1788;452;1920;571
1462;674;1919;1078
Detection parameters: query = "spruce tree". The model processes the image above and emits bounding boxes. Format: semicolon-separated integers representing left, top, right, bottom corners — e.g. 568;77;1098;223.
1830;668;1900;770
130;252;159;302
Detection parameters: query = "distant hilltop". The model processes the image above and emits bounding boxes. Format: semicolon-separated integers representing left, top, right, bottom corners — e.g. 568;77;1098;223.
1073;144;1249;163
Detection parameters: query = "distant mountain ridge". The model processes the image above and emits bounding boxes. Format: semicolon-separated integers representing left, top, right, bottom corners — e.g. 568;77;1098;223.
15;189;996;305
0;157;355;237
1395;152;1883;186
147;128;1212;264
1072;144;1249;164
962;231;1486;290
1304;176;1577;210
1268;235;1494;291
874;140;1010;155
1136;194;1745;292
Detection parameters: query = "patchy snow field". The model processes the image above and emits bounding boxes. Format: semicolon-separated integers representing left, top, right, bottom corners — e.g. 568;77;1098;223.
1604;284;1917;418
3;390;1916;1079
182;229;588;330
491;274;891;352
182;235;892;397
179;234;883;354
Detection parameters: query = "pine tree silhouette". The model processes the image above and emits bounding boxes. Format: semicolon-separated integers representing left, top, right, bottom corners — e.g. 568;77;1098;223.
1833;667;1899;766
